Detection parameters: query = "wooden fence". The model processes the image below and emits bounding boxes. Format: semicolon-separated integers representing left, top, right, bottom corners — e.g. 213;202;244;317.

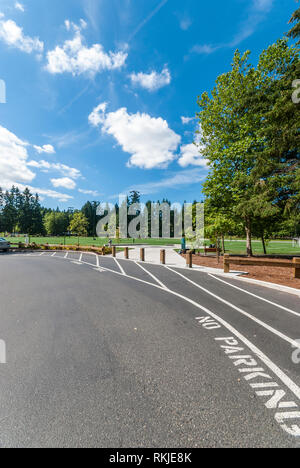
223;254;300;279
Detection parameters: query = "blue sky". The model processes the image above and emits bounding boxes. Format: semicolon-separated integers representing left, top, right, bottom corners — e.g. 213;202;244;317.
0;0;296;208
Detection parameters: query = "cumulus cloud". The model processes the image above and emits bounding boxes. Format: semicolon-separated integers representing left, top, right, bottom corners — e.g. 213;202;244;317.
129;66;171;92
178;143;208;168
33;144;55;154
0;15;43;54
89;103;181;169
88;102;108;127
51;177;76;190
0;125;35;186
0;125;73;202
27;160;82;179
46;19;127;76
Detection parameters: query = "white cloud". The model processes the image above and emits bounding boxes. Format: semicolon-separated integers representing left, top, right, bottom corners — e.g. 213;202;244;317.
0;125;35;186
51;177;76;190
27;160;82;179
33;144;55;154
0;16;43;54
88;102;108;127
89;103;181;169
15;2;25;12
0;125;73;202
79;189;101;197
130;66;171;92
178;143;208;168
181;116;194;125
46;19;127;76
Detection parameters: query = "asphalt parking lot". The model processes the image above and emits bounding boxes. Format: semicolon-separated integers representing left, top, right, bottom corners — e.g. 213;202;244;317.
0;251;299;447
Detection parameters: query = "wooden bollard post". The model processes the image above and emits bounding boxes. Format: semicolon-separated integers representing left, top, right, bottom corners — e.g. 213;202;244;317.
160;249;166;265
124;247;129;259
140;248;145;262
112;246;116;258
293;258;300;279
224;254;230;273
102;246;106;256
186;251;192;268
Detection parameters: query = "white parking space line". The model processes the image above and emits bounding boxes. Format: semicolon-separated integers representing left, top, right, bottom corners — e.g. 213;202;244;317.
135;262;169;290
79;253;83;262
51;252;56;257
64;252;68;259
114;257;126;275
166;267;296;347
208;274;300;318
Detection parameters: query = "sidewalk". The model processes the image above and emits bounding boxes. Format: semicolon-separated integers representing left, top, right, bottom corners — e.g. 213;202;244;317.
115;245;186;267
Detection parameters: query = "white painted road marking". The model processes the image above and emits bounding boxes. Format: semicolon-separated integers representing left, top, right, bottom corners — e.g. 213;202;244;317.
166;267;297;347
114;257;126;276
209;274;300;318
135;262;169;290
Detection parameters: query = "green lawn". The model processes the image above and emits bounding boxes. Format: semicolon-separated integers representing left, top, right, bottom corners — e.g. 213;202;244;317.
4;236;181;247
223;240;300;256
3;236;300;255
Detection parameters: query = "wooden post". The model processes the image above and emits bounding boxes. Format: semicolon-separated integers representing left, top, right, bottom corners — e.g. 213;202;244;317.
293;258;300;279
140;248;145;262
124;247;129;259
102;246;106;256
224;254;230;273
112;246;116;258
186;251;192;269
160;249;166;265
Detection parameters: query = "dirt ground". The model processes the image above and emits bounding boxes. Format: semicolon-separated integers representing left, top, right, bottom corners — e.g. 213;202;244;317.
182;254;300;290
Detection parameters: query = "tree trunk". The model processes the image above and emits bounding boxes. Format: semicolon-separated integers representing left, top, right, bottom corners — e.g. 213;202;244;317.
261;232;267;255
216;237;220;264
221;234;225;255
245;219;253;257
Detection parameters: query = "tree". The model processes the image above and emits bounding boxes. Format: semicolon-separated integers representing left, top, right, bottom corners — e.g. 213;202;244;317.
288;3;300;43
44;212;70;236
69;212;89;236
81;201;100;237
197;40;300;256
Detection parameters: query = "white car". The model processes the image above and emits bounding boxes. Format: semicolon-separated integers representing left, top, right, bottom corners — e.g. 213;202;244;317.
0;238;10;252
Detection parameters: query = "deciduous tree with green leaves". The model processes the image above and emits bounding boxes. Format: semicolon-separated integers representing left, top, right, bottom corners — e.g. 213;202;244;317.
69;212;89;237
197;38;300;256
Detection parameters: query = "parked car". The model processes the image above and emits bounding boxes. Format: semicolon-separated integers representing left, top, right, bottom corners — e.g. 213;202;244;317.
0;238;10;252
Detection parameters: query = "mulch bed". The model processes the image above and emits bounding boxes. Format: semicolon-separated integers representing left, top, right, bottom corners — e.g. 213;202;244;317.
181;254;300;290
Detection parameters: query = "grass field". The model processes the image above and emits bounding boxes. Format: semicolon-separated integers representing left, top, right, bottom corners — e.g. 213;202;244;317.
3;235;300;255
222;240;300;256
4;236;180;247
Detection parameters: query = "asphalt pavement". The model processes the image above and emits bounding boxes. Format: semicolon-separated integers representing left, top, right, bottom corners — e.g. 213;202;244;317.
0;250;299;448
